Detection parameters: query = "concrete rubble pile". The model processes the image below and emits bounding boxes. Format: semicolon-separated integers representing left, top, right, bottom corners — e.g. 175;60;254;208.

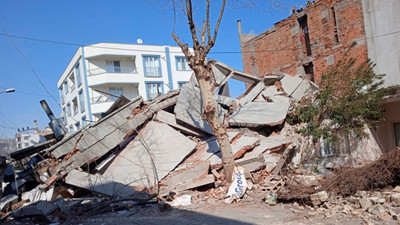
0;60;389;223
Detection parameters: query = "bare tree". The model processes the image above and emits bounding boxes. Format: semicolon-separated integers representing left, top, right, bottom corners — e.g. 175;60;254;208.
171;0;235;183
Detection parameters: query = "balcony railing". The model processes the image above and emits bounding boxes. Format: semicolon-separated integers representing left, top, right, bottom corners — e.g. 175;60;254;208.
87;67;137;76
90;95;112;104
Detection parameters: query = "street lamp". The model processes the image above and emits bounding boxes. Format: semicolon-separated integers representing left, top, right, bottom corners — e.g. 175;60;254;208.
0;88;15;94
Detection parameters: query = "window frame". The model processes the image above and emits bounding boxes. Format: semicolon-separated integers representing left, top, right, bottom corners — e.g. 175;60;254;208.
143;55;162;77
76;62;82;87
177;81;188;88
66;102;71;116
78;89;85;113
145;81;164;100
175;56;190;71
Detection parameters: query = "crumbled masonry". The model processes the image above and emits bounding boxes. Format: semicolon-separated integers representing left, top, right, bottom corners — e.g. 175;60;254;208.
1;60;394;223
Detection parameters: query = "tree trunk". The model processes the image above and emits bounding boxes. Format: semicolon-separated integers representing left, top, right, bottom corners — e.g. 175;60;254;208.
194;65;235;183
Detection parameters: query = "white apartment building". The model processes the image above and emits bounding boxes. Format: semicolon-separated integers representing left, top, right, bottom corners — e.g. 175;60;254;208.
58;43;193;133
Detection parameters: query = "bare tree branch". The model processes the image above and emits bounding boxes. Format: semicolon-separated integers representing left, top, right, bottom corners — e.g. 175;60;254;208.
206;0;211;43
204;0;226;55
186;0;200;48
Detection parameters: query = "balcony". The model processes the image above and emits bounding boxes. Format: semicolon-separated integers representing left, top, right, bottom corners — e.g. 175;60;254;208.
87;67;137;77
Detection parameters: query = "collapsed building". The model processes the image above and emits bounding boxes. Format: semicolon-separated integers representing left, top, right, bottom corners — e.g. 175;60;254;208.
0;60;386;222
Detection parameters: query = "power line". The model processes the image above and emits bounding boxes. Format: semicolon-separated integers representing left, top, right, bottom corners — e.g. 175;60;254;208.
1;30;399;55
0;21;59;105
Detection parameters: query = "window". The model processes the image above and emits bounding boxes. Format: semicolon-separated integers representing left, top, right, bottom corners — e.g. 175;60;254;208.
76;63;82;87
16;137;21;142
25;143;29;147
59;87;64;104
106;61;121;73
64;81;69;94
176;56;190;71
78;89;85;112
69;73;76;91
82;116;87;127
303;63;315;82
109;88;123;101
24;136;29;140
62;107;67;124
75;122;81;130
146;82;163;100
394;122;400;147
143;56;161;77
18;143;21;149
178;81;188;88
72;97;78;115
69;125;73;133
67;103;71;116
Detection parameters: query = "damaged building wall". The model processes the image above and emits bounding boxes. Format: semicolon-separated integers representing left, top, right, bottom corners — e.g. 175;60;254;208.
239;0;368;84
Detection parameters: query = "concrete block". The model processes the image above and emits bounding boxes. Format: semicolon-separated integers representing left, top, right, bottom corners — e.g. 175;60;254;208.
229;102;289;127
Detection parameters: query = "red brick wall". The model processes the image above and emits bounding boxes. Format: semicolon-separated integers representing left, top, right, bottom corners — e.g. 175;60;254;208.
240;0;368;85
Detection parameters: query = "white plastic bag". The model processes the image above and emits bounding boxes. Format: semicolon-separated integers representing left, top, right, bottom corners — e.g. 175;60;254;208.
225;166;247;204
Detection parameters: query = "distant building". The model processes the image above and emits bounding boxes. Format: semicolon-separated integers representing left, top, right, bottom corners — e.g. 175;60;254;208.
239;0;400;151
58;43;193;133
15;126;53;151
0;139;16;156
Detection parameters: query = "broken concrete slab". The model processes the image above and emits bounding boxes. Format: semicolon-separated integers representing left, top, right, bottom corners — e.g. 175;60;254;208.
242;134;293;159
263;153;282;173
65;169;137;197
43;93;180;187
310;191;329;206
214;95;238;108
49;96;144;159
291;79;312;102
238;81;265;106
229;102;290;127
211;61;260;86
154;110;207;137
161;161;209;187
280;74;303;96
159;174;215;197
102;121;197;188
261;86;279;98
208;136;260;166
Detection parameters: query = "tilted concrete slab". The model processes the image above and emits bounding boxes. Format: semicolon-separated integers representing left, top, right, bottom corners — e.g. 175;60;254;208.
45;92;180;186
160;161;209;187
174;76;226;135
262;86;279;98
154;110;207;137
50;96;144;159
238;81;265;106
229;102;290;127
102;121;197;188
65;169;137;197
280;75;303;96
291;79;312;102
243;134;293;159
159;174;215;197
208;136;260;166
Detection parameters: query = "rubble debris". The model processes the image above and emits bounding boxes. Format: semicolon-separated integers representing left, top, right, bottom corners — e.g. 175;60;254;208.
2;60;393;223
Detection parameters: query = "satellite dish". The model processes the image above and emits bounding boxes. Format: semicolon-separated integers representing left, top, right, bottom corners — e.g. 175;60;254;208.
137;39;143;44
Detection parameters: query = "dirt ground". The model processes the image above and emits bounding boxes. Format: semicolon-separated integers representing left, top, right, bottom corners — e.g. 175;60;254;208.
59;201;390;225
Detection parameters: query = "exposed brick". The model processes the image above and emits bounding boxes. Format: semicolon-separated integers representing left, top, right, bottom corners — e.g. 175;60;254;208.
240;0;368;85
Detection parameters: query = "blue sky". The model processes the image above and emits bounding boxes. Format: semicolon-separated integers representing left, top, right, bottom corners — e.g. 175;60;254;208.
0;0;302;138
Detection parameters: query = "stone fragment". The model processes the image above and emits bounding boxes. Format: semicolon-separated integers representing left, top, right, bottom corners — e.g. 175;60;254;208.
310;191;328;206
391;193;400;205
359;198;372;210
